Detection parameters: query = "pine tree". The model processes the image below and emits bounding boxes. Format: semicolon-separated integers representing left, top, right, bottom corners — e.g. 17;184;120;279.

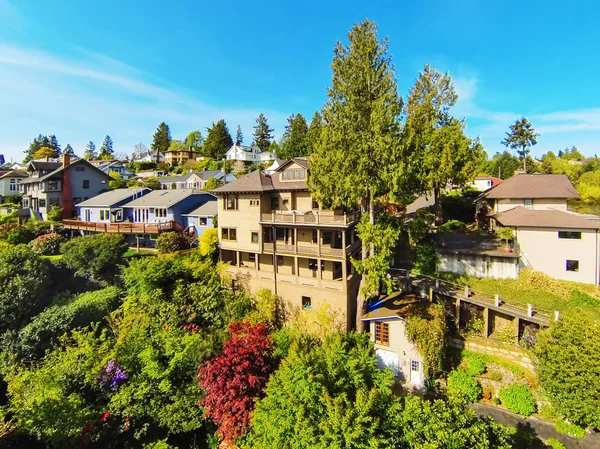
235;125;244;146
252;113;274;151
84;141;97;160
151;122;172;164
501;117;539;172
23;134;51;162
99;135;114;159
403;64;485;223
63;144;75;156
47;135;61;156
203;119;233;160
308;20;411;330
306;111;323;152
280;113;309;159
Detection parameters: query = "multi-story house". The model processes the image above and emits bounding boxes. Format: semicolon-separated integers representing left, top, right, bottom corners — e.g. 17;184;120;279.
0;170;28;203
225;144;277;164
163;149;204;166
159;170;236;190
132;150;164;164
64;189;216;247
91;160;136;180
20;155;111;220
212;158;362;330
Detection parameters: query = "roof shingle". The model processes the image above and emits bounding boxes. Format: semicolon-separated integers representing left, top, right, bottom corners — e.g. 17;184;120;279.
482;174;579;199
494;206;600;230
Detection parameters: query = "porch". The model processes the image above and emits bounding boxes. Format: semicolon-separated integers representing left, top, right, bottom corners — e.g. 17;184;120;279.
63;219;184;234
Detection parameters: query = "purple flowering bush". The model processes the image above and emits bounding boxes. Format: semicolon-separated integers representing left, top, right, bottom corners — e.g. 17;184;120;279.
98;360;127;390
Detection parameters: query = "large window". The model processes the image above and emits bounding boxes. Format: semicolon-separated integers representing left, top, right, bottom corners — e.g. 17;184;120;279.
99;209;110;221
566;260;579;272
322;231;332;245
558;231;582;239
47;180;59;191
282;169;306;180
225;195;238;210
9;179;17;192
155;208;167;218
374;322;389;345
39;199;46;208
222;228;237;241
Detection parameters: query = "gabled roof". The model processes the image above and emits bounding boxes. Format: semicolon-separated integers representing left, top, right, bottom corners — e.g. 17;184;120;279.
494;206;600;230
0;170;28;179
28;160;62;171
182;199;218;217
22;159;111;184
277;157;309;171
481;174;579;200
77;188;151;207
121;189;204;208
211;170;275;194
362;292;429;321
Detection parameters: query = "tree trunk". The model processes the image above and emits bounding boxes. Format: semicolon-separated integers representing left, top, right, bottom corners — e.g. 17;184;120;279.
434;186;443;225
355;198;369;332
523;147;527;172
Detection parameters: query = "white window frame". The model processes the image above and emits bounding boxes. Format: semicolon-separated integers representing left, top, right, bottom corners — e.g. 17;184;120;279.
524;198;533;209
155;208;168;218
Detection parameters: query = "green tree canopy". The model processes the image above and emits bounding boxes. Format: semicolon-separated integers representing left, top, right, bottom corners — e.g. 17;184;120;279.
152;122;172;163
99;135;114;159
83;141;97;160
32;146;58;160
403;64;484;223
534;310;600;428
501;117;539;171
24;134;57;162
204;119;234;159
61;234;129;281
235;125;244;145
184;130;203;151
308;19;411;328
252;113;274;151
63;143;75;156
305;110;323;153
280;113;309;159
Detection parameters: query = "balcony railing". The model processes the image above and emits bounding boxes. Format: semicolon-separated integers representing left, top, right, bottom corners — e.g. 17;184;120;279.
262;238;361;258
260;211;359;226
63;219;184;234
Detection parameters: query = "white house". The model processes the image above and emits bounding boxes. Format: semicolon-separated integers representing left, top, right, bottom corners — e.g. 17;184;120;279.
132;150;165;164
0;170;28;203
469;176;503;192
225;144;276;163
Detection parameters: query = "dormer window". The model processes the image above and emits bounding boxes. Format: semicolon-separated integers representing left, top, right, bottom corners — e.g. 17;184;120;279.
282;169;305;180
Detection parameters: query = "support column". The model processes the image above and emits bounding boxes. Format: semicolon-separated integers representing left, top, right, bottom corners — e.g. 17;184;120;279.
341;229;347;291
294;256;299;277
294;228;298;254
514;317;520;344
455;298;461;328
483;307;490;338
317;229;321;256
236;251;240;267
256;253;260;271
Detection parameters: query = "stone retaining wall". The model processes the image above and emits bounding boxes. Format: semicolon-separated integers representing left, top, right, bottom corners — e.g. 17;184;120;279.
449;336;535;372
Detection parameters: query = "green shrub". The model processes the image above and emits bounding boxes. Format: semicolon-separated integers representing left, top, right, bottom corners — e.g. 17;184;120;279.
545;438;566;449
29;232;63;255
61;233;129;281
412;242;437;275
553;419;586;439
447;370;482;403
499;383;536;416
7;287;122;361
463;354;486;377
497;227;514;245
438;219;467;233
156;231;187;253
0;223;34;244
199;228;218;258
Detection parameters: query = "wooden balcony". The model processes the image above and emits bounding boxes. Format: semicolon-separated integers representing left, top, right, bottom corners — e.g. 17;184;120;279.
63;219;184;234
260;211;359;226
262;239;361;258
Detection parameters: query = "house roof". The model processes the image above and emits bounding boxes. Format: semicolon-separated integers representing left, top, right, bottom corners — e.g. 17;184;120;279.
481;174;579;200
22;159;110;184
494;206;600;230
76;188;150;207
362;292;430;321
212;170;275;193
227;144;261;154
121;189;203;208
0;170;28;179
475;176;503;186
28;160;62;171
182;199;218;217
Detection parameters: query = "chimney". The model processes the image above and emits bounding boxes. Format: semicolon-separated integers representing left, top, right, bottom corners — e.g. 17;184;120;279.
62;153;71;167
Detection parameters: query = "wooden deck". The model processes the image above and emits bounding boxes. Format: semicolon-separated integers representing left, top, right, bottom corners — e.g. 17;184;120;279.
63;219;184;234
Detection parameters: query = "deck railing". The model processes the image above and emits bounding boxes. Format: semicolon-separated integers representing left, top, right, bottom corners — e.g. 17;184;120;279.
63;219;184;234
260;211;359;226
261;238;360;258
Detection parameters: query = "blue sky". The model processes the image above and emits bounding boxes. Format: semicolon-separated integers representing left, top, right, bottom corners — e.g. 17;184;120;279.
1;0;599;162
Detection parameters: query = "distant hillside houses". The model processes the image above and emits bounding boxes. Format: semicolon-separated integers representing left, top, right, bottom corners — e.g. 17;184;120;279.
132;150;164;163
225;144;277;163
158;170;236;190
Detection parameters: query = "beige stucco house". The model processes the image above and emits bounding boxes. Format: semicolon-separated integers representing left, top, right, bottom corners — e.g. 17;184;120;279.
362;294;426;388
212;158;362;330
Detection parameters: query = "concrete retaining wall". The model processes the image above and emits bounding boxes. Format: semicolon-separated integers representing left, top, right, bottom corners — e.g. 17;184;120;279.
450;336;535;373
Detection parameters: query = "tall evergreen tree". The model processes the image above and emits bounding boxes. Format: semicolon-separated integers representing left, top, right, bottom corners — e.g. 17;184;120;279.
203;120;233;160
403;64;485;223
24;134;51;162
83;141;97;160
48;135;61;156
151;122;172;164
306;111;323;152
501;117;539;172
308;20;413;330
252;113;274;151
63;144;75;156
235;125;244;146
280;113;309;159
98;135;114;159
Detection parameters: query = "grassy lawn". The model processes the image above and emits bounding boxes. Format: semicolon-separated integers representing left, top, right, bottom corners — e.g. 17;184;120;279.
123;249;156;258
438;269;600;316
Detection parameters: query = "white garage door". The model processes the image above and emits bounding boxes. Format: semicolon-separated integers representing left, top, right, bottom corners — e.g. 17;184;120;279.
375;348;399;377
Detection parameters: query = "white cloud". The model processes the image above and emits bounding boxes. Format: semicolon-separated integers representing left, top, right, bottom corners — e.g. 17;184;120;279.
0;42;288;161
